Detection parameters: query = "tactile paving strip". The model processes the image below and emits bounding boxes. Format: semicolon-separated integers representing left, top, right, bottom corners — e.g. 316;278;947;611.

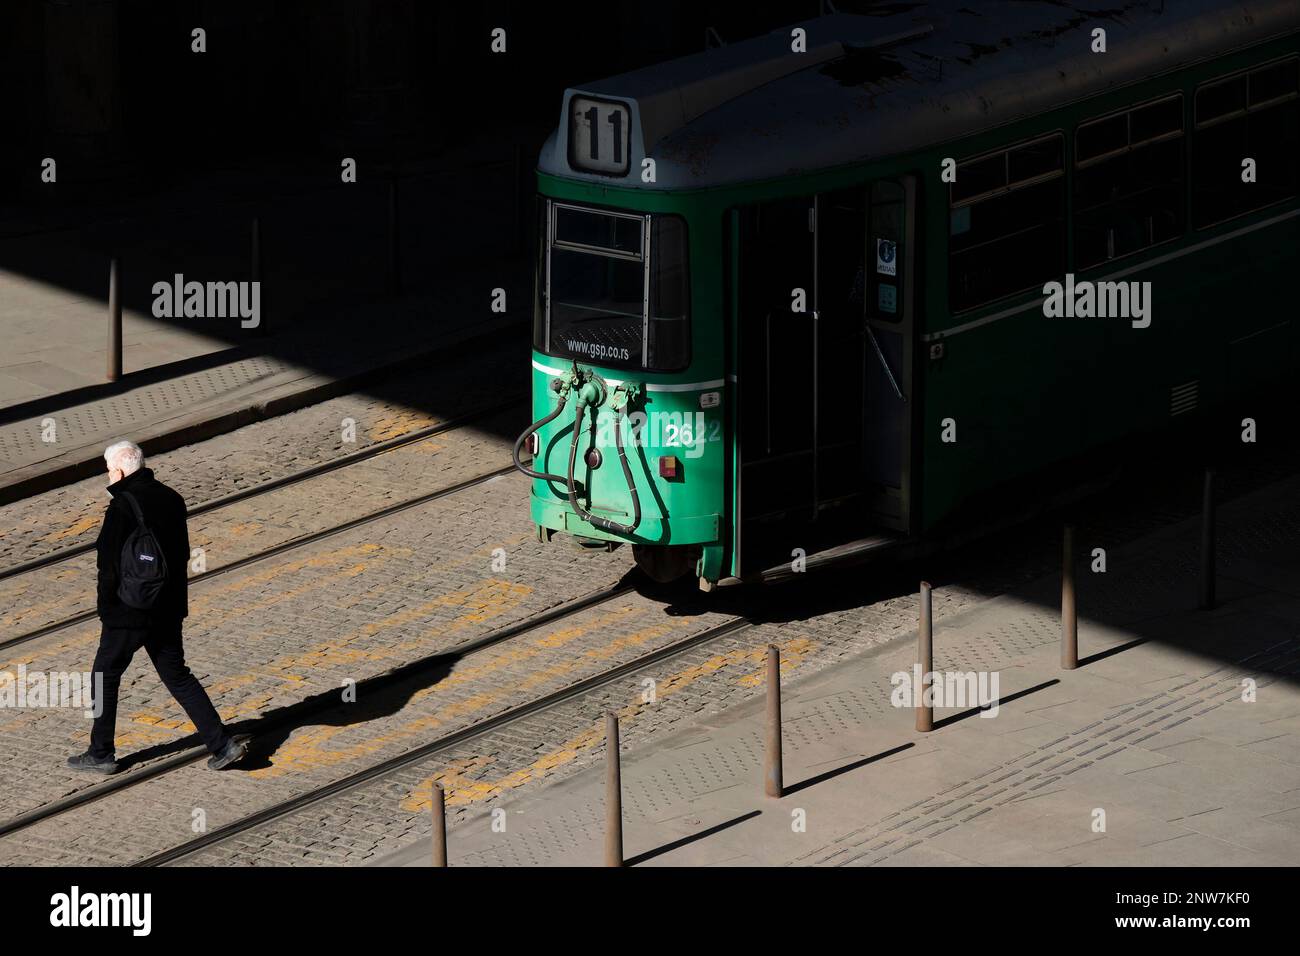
796;639;1300;866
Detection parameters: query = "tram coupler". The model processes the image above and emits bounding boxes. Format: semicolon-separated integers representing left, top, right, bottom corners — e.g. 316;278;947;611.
610;382;640;413
565;370;643;536
576;377;604;408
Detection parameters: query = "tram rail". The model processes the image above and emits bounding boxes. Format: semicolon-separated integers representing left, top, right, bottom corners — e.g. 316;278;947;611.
143;612;754;866
0;577;639;842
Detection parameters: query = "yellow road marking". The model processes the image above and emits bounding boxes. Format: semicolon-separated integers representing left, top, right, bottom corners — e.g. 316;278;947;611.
42;513;102;544
221;521;265;538
367;411;440;443
0;564;90;631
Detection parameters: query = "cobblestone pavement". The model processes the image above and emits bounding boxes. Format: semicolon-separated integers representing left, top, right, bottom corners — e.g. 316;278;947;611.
173;466;1300;866
0;458;652;829
0;401;526;637
0;336;525;574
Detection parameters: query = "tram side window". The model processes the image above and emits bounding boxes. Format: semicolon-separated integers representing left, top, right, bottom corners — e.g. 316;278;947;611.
648;216;690;370
949;134;1065;313
1193;58;1299;228
1075;95;1185;270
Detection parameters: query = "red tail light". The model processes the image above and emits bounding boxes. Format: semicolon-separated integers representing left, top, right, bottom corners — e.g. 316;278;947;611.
659;455;680;480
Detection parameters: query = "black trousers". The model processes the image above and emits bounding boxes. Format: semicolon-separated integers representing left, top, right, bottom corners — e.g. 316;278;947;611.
89;620;231;758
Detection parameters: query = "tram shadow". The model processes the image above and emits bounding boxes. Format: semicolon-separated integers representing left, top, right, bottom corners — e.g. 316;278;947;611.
644;479;1300;689
651;554;937;629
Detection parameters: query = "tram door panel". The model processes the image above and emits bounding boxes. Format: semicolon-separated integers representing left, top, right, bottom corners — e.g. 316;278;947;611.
861;178;915;531
815;188;869;509
736;198;816;573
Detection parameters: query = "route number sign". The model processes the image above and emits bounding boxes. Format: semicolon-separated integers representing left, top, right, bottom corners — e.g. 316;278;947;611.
569;96;631;175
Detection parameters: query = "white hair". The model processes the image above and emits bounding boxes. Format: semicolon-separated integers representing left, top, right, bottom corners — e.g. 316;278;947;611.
104;440;144;476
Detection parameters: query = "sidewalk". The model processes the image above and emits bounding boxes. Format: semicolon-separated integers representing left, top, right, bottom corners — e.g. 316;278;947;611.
377;473;1300;866
0;284;527;505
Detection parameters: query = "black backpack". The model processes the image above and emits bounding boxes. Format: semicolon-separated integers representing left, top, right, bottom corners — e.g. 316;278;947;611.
116;490;169;610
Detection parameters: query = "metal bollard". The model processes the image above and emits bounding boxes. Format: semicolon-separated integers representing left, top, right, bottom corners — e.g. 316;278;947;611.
765;644;784;797
1062;525;1078;669
430;782;447;867
107;256;122;382
916;582;933;731
388;176;401;296
1200;469;1216;610
604;712;623;867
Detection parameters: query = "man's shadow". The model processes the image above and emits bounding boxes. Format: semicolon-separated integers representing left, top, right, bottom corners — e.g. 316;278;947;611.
116;567;651;771
118;649;463;771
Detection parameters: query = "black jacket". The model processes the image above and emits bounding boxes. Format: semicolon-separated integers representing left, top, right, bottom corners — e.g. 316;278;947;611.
96;468;190;627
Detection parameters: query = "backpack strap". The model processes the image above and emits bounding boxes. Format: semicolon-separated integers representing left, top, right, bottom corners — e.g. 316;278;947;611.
117;489;149;530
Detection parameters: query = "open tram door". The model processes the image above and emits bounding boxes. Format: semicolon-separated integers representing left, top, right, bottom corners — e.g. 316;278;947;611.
730;175;916;579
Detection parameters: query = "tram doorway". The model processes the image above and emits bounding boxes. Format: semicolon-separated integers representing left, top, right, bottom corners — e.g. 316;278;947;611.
730;176;916;577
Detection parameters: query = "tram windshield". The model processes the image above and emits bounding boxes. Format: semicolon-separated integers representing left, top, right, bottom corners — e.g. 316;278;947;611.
537;202;689;371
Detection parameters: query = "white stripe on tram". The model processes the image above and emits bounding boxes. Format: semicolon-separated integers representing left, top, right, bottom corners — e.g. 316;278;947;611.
530;359;723;393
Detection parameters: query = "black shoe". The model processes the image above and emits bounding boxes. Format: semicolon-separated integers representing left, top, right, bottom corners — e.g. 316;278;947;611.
67;751;119;775
207;736;249;770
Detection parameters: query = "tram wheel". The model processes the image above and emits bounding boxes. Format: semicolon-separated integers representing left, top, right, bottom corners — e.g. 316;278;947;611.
633;544;701;583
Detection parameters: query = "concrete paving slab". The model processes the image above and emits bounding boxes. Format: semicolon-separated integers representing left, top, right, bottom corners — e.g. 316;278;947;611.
1261;804;1300;831
1177;809;1300;859
1240;734;1300;766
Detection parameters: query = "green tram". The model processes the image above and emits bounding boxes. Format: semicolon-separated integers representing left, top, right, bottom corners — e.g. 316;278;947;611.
513;1;1300;589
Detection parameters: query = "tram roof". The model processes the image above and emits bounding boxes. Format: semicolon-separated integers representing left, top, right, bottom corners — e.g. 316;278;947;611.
538;1;1299;191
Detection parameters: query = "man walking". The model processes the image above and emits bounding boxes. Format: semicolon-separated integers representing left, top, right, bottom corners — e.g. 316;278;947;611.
67;440;247;773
